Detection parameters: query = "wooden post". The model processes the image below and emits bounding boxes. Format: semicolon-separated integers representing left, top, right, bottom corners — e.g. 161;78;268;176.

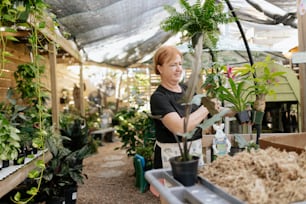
49;42;59;131
297;0;306;132
79;63;85;117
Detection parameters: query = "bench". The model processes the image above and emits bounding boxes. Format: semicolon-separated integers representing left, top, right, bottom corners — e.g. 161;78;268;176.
90;127;115;145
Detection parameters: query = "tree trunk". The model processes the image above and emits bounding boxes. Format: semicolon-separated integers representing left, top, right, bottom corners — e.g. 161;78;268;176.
254;94;266;112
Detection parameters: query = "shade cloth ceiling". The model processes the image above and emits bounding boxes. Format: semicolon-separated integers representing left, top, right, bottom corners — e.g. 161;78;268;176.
44;0;299;68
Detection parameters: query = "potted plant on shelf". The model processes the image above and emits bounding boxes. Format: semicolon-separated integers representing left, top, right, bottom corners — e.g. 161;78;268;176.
0;113;21;168
0;0;68;203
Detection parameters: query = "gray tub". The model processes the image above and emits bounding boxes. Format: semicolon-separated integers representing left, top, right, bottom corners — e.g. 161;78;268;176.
145;168;244;204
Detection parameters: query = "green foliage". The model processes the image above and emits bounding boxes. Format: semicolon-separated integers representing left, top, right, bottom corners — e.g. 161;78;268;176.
0;0;60;202
34;117;98;201
60;113;98;154
217;77;253;112
161;0;233;49
14;63;48;103
240;56;286;96
0;0;47;73
202;63;227;98
159;0;232;162
0;113;21;161
114;108;155;161
246;140;259;152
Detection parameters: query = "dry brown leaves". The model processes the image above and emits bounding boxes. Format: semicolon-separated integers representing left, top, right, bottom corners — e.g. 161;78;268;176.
199;147;306;204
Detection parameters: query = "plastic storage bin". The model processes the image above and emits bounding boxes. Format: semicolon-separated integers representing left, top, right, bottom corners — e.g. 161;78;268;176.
145;168;244;204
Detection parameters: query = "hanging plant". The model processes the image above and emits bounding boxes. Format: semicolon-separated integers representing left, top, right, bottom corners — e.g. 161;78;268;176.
0;0;27;74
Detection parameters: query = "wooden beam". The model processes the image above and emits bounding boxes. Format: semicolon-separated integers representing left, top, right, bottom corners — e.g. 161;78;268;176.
0;30;30;37
27;13;83;63
79;63;85;117
297;0;306;132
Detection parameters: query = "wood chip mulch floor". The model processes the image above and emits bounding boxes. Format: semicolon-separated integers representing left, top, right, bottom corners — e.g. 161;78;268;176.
77;137;160;204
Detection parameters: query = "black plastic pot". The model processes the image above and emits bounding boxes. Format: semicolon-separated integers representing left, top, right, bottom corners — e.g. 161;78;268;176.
45;186;77;204
2;160;9;168
64;185;77;204
235;110;251;124
45;197;65;204
169;156;199;186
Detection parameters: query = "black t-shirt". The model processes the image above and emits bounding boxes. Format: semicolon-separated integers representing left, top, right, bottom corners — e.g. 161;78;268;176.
150;84;202;143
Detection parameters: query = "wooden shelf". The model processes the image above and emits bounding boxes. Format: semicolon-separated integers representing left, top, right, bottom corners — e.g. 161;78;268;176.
0;150;52;198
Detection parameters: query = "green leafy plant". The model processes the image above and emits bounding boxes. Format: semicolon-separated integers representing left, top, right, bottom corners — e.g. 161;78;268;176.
161;0;233;50
1;0;60;203
60;113;98;153
114;108;155;163
160;0;232;162
0;0;28;73
0;113;21;161
238;56;286;112
246;140;259;152
217;77;253;112
14;63;49;104
30;115;97;202
202;63;227;98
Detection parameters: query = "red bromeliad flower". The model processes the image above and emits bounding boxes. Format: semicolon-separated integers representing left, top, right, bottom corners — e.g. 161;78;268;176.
226;65;235;79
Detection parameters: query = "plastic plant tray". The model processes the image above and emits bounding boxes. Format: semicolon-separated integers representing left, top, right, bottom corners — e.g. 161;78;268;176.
145;168;244;204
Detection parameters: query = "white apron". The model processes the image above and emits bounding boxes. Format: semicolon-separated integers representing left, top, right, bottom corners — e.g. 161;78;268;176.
156;138;204;169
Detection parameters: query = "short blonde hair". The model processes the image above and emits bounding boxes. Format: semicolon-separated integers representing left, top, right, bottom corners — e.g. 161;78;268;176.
153;46;182;75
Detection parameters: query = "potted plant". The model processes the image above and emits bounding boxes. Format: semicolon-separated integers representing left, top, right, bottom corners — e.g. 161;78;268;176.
202;63;227;99
114;107;155;192
0;113;21;168
0;0;67;202
217;76;253;124
33;116;98;204
152;36;228;186
238;56;286;124
158;0;232;186
114;108;155;161
161;0;233;93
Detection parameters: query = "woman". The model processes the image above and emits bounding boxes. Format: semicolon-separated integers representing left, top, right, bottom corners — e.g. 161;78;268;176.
150;45;214;169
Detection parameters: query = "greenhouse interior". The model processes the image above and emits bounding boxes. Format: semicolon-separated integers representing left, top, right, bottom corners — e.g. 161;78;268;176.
0;0;306;203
